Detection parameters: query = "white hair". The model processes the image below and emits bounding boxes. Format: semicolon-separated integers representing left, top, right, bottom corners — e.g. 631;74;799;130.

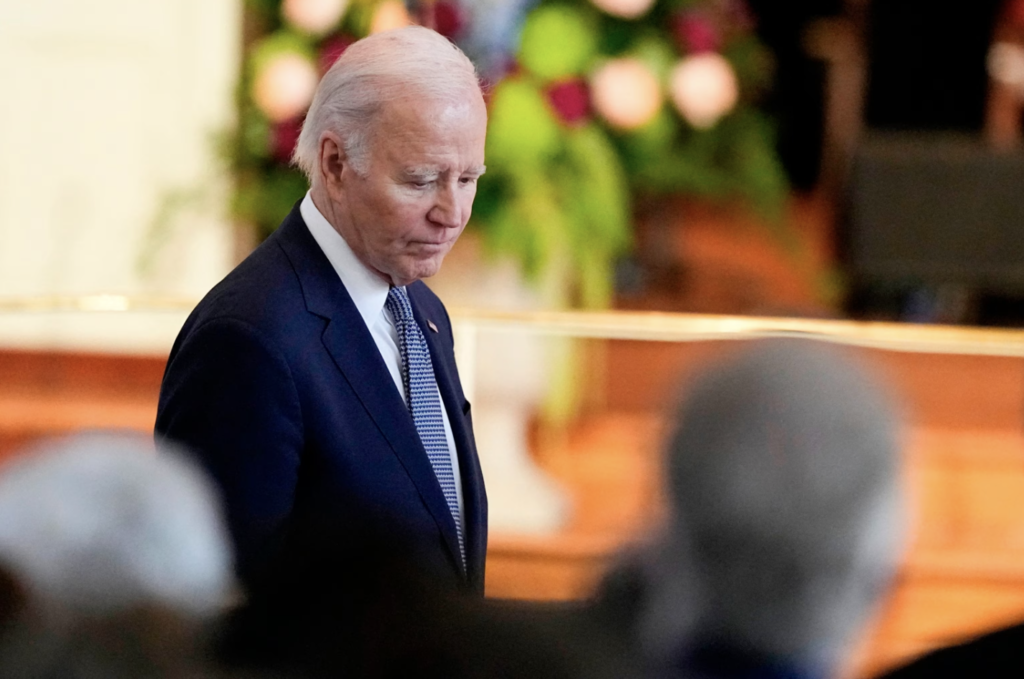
293;25;483;181
639;339;906;675
0;432;234;618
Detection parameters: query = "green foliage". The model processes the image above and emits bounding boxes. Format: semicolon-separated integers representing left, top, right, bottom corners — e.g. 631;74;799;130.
249;31;316;71
629;32;678;79
234;166;310;238
471;0;790;307
476;77;632;308
556;124;631;307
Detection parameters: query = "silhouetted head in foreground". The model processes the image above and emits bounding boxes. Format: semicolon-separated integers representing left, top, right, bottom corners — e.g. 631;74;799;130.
623;339;907;679
0;431;234;678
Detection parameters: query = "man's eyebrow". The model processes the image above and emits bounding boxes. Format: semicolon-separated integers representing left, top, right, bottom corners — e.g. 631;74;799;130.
403;165;487;178
403;167;441;179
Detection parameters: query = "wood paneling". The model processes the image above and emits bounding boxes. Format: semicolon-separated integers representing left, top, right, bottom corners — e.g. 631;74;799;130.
2;343;1024;677
0;349;163;460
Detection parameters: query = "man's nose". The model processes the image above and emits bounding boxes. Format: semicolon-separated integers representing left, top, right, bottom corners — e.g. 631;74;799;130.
428;184;465;229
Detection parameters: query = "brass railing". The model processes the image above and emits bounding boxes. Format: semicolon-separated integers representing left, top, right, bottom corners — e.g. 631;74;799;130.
2;294;1024;357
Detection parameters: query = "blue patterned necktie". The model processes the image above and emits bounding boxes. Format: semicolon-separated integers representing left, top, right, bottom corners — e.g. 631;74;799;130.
385;286;465;566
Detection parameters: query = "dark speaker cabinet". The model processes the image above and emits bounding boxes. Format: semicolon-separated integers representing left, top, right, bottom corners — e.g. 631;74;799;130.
842;134;1024;322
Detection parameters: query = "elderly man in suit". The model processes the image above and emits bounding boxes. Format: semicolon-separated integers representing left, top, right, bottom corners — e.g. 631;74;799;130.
156;26;488;595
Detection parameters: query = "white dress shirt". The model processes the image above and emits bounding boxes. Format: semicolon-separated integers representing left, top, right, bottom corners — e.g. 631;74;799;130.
300;192;465;528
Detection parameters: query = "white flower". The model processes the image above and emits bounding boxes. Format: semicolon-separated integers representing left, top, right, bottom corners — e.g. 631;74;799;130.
370;0;412;34
988;42;1024;95
669;53;739;129
590;58;663;130
252;52;320;122
590;0;656;20
282;0;349;36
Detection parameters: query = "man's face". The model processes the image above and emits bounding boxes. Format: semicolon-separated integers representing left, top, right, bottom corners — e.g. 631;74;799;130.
332;93;487;287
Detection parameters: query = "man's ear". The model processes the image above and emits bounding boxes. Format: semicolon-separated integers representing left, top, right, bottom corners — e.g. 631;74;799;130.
318;131;348;193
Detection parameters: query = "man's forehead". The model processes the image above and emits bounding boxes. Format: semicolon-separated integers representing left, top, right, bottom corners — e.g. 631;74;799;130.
371;94;483;134
381;87;485;119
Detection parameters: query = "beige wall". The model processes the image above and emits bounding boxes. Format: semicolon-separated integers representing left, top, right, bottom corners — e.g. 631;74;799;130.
0;0;241;353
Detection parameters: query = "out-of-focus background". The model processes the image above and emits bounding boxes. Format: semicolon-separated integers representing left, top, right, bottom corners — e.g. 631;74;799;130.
2;1;1024;676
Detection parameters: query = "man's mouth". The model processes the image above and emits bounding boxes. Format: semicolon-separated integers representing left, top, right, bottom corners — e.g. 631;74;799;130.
411;241;451;250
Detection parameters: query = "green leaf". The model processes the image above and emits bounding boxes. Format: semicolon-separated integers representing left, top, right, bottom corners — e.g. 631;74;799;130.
629;32;678;81
486;79;562;165
561;124;631;253
249;31;317;75
519;4;600;80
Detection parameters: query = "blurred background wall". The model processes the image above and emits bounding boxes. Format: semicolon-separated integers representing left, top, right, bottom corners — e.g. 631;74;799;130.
0;0;240;352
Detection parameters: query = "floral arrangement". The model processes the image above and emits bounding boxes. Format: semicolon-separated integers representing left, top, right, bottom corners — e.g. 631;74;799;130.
230;0;409;237
229;0;787;307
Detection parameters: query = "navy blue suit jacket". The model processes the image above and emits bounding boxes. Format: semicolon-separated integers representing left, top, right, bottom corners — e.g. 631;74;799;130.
155;204;487;594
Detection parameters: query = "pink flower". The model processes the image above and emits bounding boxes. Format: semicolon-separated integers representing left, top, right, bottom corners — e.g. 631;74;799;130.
672;12;720;54
545;79;590;126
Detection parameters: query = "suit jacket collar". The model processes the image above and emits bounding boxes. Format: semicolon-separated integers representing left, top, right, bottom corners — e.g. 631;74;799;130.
272;204;469;580
299;191;390;330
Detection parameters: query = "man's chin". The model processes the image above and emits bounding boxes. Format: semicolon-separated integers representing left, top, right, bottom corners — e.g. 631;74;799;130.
392;258;446;286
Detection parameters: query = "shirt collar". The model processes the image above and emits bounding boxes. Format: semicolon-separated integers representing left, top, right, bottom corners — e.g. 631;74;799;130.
300;191;392;328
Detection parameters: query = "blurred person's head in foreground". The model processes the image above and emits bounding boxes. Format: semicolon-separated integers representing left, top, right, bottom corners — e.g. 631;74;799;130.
604;338;906;679
0;431;234;678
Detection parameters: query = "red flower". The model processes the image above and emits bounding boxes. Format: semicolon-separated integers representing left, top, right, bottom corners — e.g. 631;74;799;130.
318;34;355;75
724;0;756;33
271;116;304;163
672;12;721;54
432;1;467;40
546;79;590;126
1009;0;1024;28
501;57;523;79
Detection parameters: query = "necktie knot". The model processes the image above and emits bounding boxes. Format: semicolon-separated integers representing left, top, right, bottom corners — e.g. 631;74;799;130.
386;286;414;325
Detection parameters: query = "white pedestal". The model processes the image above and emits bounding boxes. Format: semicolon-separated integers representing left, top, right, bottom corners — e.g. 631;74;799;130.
429;237;571;534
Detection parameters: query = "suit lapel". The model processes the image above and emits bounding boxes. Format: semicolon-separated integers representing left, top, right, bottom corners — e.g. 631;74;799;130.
320;320;466;576
274;207;465;576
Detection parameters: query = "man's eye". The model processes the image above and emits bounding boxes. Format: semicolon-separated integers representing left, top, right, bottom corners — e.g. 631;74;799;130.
459;176;478;186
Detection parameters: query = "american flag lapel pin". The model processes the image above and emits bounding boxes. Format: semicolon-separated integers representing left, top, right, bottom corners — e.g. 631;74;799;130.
427;320;439;333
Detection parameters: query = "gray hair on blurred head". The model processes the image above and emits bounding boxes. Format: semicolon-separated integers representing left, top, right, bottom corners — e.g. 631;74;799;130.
293;25;483;181
0;431;234;618
647;338;906;673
